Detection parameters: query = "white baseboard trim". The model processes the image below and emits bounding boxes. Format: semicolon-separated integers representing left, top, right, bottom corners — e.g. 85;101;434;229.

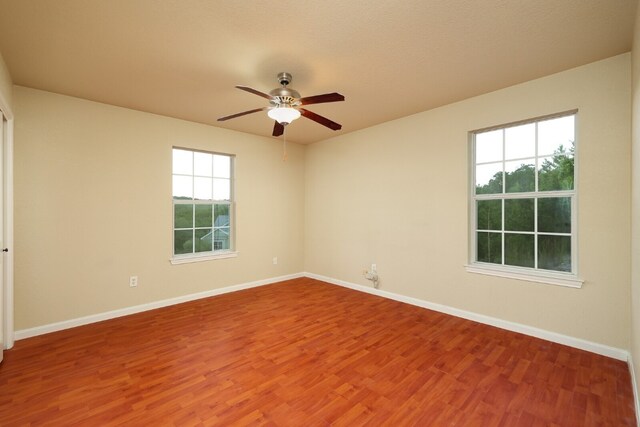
14;272;304;341
14;271;631;363
304;272;630;361
628;355;640;426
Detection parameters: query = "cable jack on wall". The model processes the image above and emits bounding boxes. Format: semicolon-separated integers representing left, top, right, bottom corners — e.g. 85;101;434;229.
364;264;379;289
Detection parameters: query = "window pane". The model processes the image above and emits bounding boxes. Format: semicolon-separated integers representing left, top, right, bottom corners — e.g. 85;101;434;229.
174;230;193;254
538;154;574;191
477;200;501;231
195;204;213;228
475;130;503;164
538;197;571;233
214;155;231;178
477;232;501;264
505;198;534;231
194;177;213;201
538;235;571;272
505;123;535;160
195;228;213;253
538;115;575;156
505;233;534;268
476;163;503;195
214;204;230;227
173;175;193;199
505;160;535;193
173;149;193;175
214;227;231;250
174;204;193;228
194;152;213;177
213;178;231;201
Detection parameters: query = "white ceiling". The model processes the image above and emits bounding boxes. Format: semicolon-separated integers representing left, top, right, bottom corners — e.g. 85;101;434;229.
0;0;637;144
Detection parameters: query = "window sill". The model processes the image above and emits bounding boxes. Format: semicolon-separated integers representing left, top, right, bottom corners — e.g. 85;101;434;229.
171;251;238;265
465;263;583;288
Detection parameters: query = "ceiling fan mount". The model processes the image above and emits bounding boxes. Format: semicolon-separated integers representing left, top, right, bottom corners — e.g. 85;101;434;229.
276;72;292;87
218;72;345;137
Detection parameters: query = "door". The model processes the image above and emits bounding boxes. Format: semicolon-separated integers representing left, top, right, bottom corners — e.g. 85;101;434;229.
0;111;4;363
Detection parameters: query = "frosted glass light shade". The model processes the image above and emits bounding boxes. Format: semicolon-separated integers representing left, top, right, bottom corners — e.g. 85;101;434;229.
268;107;301;124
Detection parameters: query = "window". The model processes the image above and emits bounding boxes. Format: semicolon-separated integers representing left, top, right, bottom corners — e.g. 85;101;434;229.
468;111;580;287
172;148;234;261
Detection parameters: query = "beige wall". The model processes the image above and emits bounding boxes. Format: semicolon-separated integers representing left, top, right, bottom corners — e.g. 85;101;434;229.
13;86;305;330
305;54;631;349
631;3;640;404
12;53;634;353
0;52;11;112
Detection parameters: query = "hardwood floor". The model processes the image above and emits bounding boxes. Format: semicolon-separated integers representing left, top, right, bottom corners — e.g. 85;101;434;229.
0;277;635;426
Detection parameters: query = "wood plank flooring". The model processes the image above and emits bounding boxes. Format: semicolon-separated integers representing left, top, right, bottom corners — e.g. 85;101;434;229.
0;277;635;426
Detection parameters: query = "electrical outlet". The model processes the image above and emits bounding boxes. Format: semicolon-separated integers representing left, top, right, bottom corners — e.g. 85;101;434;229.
273;257;278;265
371;263;377;273
129;276;138;287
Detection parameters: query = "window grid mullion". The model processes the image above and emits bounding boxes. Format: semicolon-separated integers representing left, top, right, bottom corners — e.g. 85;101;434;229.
534;122;539;192
191;154;196;254
501;129;506;195
501;199;505;266
534;198;539;269
501;129;506;266
537;231;572;237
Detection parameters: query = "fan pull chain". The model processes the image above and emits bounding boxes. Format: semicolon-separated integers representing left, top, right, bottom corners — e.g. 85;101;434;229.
282;125;288;162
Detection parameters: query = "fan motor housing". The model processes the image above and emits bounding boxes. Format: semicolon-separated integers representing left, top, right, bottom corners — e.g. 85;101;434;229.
269;89;301;106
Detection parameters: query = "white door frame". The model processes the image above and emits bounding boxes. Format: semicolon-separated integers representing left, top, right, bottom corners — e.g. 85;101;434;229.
0;89;14;350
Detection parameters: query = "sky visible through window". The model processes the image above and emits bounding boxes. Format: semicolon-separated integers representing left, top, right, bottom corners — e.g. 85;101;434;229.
172;149;231;201
475;115;574;189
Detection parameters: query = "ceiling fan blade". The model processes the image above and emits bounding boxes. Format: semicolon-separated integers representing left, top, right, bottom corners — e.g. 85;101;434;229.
217;107;267;121
235;85;273;100
299;92;345;105
272;121;285;137
300;108;342;131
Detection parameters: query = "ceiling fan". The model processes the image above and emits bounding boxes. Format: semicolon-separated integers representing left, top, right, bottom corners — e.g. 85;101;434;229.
217;72;345;137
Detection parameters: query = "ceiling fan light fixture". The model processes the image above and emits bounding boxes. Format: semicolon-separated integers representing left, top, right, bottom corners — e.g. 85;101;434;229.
268;106;301;124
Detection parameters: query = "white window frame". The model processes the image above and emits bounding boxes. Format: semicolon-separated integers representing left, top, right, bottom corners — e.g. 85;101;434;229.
170;147;237;265
465;111;583;288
